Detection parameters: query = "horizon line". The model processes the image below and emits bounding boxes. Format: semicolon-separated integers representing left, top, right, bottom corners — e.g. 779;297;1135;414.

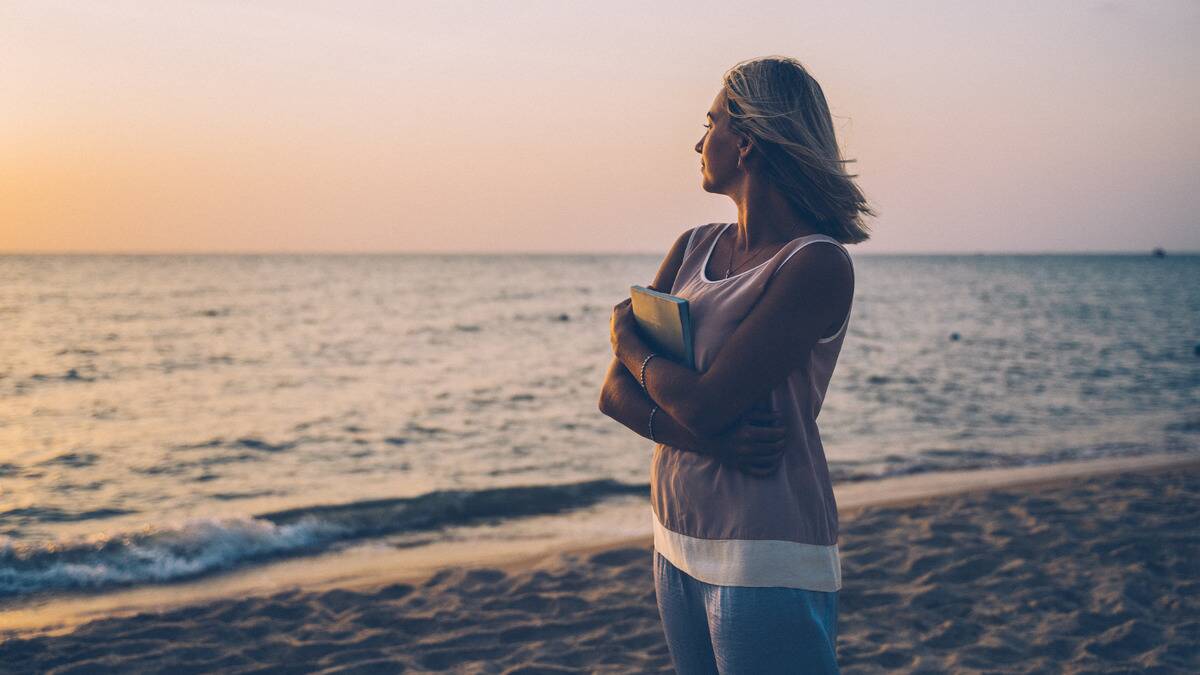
1;249;1197;257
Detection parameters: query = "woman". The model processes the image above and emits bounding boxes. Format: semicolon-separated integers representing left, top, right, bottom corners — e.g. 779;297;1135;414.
598;55;872;674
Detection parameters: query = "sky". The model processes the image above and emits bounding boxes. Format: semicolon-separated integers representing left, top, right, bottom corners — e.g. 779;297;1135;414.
1;0;1197;254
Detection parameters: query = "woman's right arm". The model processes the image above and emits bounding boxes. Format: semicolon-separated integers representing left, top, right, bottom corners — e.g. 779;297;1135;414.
597;228;693;443
597;224;705;451
598;355;787;475
598;356;717;456
596;227;788;475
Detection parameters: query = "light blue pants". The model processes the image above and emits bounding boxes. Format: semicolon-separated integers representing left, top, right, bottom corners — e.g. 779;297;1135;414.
653;551;840;674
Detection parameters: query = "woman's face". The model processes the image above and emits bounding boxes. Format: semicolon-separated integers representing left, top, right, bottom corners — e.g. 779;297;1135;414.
695;88;746;194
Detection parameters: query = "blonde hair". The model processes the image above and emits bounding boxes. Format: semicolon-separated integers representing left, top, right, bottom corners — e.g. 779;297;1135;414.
722;56;874;244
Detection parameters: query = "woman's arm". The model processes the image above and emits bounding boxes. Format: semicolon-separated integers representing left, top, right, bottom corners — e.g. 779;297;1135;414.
598;354;789;477
598;356;719;457
598;226;790;474
597;227;691;418
598;227;713;455
611;243;853;438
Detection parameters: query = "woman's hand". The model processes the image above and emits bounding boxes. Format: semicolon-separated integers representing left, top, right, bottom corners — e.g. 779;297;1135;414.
609;297;640;356
703;402;790;478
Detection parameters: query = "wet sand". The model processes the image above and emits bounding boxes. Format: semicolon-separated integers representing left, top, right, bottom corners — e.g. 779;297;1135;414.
1;457;1197;674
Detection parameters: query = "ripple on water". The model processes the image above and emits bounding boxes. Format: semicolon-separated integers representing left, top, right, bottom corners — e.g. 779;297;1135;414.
234;437;298;453
35;452;100;469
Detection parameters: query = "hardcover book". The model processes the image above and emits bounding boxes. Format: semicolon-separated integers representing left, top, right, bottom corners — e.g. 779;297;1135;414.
629;285;695;370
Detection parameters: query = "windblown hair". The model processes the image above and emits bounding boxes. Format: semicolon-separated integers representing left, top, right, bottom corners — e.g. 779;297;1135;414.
722;56;874;244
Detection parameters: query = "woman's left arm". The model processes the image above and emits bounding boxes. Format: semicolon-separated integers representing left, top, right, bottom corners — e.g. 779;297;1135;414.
611;243;852;438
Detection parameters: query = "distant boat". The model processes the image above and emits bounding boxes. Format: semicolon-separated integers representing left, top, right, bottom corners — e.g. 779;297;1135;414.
1152;247;1166;258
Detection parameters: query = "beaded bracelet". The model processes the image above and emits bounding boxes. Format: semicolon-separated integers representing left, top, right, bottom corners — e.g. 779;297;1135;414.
648;405;659;443
639;353;658;391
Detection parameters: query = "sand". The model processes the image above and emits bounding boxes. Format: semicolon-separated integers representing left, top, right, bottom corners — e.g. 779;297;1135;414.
1;459;1197;674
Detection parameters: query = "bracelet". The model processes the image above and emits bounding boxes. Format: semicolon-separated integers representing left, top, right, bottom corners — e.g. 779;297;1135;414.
648;405;659;443
639;353;658;391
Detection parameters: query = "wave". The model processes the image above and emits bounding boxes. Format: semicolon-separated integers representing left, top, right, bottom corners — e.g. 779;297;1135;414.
829;444;1198;483
6;441;1195;600
0;479;648;599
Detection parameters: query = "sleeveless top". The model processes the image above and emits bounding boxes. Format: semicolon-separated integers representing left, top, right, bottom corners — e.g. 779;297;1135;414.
650;222;853;592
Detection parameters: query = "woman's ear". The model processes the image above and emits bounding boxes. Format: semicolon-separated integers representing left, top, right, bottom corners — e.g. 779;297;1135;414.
737;137;754;168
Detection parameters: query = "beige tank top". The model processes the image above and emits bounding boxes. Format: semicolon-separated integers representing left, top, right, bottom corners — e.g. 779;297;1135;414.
650;222;853;591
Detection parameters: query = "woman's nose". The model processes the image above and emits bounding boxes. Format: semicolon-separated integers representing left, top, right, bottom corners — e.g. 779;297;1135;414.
694;139;702;154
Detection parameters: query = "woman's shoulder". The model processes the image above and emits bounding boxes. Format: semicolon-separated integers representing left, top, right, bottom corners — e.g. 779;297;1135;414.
671;222;725;258
754;238;854;344
767;239;855;309
774;235;853;279
686;222;728;253
651;224;725;293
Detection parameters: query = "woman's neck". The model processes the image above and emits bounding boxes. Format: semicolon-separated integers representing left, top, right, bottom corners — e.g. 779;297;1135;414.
730;180;819;251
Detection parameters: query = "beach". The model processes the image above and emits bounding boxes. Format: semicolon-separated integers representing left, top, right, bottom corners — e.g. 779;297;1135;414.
2;455;1195;674
5;2;1199;671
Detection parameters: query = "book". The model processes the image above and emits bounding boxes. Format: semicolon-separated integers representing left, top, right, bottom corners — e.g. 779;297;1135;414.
629;285;695;370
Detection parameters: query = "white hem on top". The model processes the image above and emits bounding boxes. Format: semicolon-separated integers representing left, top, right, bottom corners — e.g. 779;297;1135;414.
651;507;842;592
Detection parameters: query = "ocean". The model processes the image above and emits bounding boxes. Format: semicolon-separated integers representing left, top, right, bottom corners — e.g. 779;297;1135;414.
1;252;1197;603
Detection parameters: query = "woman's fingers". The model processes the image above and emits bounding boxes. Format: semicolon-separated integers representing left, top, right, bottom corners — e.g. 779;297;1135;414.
742;456;776;467
735;445;785;462
728;412;788;473
737;459;782;477
741;411;782;425
736;425;786;445
740;415;784;429
742;424;785;438
733;445;784;463
749;397;776;412
732;424;786;456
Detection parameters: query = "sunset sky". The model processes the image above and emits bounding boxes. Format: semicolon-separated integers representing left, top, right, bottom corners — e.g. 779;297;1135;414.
2;0;1197;254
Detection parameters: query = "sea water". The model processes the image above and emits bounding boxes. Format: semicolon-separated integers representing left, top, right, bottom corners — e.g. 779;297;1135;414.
1;252;1197;600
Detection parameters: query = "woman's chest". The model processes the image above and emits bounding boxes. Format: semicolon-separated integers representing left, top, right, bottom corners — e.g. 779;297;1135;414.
672;276;769;371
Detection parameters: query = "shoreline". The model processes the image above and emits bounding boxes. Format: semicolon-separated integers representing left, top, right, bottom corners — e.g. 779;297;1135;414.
1;453;1196;673
2;451;1197;641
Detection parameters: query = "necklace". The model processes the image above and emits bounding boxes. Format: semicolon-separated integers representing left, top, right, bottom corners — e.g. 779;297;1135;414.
722;226;785;279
